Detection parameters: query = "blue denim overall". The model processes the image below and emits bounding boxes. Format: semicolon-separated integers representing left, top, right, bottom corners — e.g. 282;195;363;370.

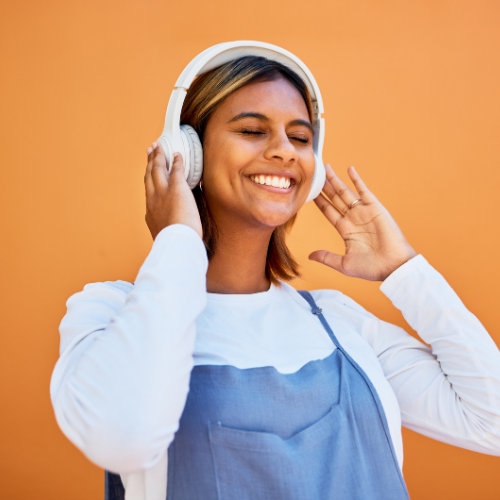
105;291;409;500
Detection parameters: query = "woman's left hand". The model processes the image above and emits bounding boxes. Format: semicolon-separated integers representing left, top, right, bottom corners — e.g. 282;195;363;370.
309;164;417;281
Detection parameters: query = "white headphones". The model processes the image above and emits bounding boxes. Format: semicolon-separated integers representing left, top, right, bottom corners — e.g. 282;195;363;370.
157;41;326;203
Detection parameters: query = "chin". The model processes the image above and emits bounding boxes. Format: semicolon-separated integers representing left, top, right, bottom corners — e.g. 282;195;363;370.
251;205;297;229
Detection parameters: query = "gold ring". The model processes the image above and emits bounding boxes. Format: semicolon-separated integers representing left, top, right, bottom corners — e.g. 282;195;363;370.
348;198;362;209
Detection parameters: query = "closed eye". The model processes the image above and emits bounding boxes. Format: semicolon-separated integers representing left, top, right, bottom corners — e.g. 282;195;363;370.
290;136;309;144
240;129;264;135
241;129;309;144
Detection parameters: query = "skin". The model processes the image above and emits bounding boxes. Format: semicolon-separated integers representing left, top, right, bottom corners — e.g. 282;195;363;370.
145;77;417;294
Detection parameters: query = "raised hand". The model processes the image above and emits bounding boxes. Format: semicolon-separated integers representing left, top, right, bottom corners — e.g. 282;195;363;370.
309;164;417;281
144;143;203;240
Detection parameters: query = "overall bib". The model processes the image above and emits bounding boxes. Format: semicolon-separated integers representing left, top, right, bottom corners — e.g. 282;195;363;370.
105;291;409;500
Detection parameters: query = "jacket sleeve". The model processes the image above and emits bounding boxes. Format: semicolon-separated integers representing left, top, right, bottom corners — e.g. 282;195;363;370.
50;224;208;473
341;255;500;455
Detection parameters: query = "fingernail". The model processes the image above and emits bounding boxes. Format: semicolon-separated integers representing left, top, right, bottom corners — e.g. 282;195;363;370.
147;147;152;154
152;142;157;149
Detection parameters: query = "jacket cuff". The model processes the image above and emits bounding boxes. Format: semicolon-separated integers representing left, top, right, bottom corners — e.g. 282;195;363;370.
380;254;429;298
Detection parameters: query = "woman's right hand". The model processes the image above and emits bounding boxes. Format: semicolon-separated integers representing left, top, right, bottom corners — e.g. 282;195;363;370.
144;142;203;240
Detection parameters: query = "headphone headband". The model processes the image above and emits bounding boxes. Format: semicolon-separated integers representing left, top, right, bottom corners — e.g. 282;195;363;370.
158;41;326;202
174;41;324;116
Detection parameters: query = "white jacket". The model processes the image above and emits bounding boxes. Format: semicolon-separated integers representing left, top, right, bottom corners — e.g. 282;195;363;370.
50;224;500;500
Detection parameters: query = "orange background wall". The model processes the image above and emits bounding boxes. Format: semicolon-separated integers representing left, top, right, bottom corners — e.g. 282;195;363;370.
1;0;500;498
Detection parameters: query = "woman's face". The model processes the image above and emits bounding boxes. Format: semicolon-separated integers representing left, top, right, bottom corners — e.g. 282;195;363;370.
202;77;316;230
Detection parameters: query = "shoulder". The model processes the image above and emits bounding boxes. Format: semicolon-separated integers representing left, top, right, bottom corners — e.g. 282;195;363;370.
66;280;134;310
279;281;378;322
278;283;385;343
311;288;375;318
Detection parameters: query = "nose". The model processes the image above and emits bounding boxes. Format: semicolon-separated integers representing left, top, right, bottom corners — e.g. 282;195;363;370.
263;129;297;164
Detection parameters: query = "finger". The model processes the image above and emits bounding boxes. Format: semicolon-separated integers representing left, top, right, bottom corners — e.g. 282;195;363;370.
326;164;359;206
308;250;344;273
168;153;187;185
144;145;155;194
314;192;344;228
347;166;378;203
322;175;349;214
151;142;169;190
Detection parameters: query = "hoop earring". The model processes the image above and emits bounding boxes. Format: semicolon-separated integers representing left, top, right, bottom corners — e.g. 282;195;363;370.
199;180;203;191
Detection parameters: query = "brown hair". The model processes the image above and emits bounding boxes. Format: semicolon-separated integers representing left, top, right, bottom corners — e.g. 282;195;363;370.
181;56;314;285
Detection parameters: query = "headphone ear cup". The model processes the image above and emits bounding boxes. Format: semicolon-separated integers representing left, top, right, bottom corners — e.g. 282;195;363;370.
180;124;203;189
306;156;326;202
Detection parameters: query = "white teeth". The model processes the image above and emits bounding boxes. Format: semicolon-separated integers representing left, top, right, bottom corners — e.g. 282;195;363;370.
250;175;292;189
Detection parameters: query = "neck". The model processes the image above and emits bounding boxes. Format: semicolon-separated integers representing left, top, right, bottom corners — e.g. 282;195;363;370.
206;225;274;295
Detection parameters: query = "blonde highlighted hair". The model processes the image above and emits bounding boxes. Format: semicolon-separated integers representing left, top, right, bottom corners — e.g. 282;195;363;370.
181;56;314;285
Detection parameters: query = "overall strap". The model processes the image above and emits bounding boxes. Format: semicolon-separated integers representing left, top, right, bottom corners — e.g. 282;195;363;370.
104;470;125;500
297;290;409;497
298;290;342;349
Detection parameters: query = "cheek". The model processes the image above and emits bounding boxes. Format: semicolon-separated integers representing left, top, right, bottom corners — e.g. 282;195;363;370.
299;150;317;189
203;136;257;185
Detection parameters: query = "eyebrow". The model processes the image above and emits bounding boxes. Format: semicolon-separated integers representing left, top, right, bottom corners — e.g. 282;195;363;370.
228;112;314;134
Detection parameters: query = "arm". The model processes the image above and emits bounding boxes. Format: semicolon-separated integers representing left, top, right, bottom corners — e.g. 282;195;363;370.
341;255;500;454
50;225;208;473
51;144;207;473
309;164;500;454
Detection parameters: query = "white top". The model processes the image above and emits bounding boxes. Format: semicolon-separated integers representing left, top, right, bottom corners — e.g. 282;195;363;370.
50;224;500;500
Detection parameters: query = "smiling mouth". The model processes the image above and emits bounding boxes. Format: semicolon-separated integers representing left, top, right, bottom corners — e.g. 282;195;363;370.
249;174;293;189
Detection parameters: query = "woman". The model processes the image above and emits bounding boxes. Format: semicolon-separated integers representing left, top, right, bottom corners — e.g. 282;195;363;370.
51;51;500;500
